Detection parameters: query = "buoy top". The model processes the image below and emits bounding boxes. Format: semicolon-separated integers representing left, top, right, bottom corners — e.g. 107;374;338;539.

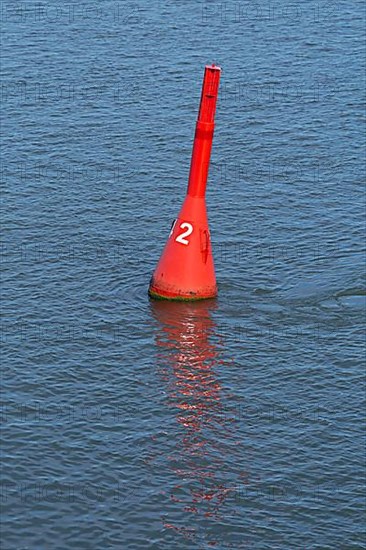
198;65;221;124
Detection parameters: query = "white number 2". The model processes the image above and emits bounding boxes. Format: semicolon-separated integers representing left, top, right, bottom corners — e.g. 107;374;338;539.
175;222;193;245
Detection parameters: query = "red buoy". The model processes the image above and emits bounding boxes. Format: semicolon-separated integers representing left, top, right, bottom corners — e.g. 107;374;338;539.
149;64;221;301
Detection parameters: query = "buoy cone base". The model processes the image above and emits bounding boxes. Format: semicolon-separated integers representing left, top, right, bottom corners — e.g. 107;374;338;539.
148;284;217;302
148;195;217;301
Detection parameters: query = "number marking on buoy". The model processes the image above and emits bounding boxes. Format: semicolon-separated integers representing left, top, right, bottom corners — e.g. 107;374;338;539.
169;219;177;237
175;222;193;245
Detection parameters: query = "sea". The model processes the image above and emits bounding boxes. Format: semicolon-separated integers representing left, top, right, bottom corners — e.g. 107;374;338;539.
1;1;365;548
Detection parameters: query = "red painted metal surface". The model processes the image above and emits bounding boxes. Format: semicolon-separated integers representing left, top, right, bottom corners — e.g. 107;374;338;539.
149;65;221;301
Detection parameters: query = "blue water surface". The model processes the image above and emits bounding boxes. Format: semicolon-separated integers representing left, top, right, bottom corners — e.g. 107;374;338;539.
1;1;365;548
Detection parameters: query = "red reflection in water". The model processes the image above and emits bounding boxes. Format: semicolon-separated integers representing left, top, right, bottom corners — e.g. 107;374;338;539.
150;299;239;544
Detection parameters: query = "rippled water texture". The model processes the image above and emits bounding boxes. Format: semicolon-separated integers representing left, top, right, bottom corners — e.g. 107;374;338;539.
1;1;365;548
